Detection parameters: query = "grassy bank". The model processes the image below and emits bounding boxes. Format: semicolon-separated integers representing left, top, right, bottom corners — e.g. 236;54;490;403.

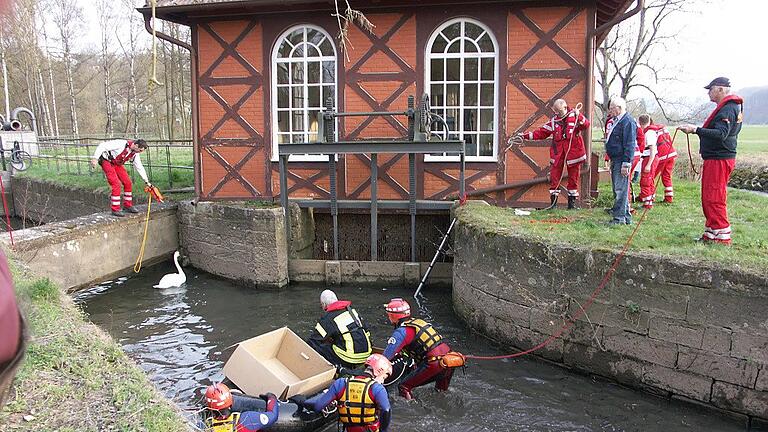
0;254;193;432
458;179;768;274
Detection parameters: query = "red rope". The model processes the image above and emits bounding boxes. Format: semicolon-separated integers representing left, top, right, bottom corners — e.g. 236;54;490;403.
465;179;656;361
0;174;13;246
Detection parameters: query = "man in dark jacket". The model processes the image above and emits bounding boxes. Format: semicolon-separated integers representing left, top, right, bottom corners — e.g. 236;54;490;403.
307;290;372;369
604;97;637;225
678;77;743;245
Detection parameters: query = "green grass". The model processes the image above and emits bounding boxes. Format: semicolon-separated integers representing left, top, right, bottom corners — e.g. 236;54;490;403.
457;180;768;273
0;255;193;431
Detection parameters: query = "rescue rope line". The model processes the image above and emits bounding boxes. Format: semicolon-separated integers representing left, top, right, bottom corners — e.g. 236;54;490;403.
148;0;163;89
682;129;699;177
464;177;657;361
133;197;153;273
0;174;13;247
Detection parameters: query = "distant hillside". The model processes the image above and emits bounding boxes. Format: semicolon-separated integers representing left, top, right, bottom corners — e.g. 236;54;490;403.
740;86;768;124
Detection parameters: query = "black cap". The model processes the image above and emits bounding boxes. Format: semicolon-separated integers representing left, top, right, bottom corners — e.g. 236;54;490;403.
704;77;731;89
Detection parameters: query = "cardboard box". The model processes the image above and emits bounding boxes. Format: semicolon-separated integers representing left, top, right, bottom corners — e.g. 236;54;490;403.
224;327;336;400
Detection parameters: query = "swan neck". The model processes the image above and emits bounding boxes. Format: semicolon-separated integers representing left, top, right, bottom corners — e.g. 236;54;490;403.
174;254;183;274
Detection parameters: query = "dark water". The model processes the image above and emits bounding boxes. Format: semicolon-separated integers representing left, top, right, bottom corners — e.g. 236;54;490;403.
75;263;746;432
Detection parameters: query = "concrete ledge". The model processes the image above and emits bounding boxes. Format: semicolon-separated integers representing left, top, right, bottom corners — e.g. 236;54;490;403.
289;259;452;286
1;204;178;291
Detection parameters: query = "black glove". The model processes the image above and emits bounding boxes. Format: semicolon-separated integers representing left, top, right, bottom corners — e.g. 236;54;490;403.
289;394;307;407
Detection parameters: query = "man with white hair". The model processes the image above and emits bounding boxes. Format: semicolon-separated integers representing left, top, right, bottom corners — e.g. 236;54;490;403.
307;290;372;368
678;77;743;245
604;97;637;225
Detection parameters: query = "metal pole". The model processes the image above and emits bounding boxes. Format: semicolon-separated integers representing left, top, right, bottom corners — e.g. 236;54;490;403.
166;144;173;189
325;96;339;261
370;153;378;261
409;152;416;263
279;154;290;255
460;141;465;199
414;217;457;298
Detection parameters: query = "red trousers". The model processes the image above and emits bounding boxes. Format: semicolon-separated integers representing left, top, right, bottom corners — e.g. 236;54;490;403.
398;343;453;399
550;158;583;197
100;160;134;211
655;157;676;203
639;157;660;208
701;159;735;244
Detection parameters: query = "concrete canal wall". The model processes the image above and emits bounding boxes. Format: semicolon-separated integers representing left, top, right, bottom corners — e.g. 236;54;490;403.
453;209;768;423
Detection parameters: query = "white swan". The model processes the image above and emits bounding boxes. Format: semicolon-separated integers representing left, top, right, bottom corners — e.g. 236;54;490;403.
153;251;186;289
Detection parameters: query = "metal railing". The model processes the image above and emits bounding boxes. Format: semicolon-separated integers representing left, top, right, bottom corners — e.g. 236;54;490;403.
21;137;194;190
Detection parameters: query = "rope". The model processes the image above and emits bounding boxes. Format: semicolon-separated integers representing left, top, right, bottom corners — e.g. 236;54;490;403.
0;174;13;247
464;175;659;361
133;197;153;273
148;0;163;89
676;128;699;177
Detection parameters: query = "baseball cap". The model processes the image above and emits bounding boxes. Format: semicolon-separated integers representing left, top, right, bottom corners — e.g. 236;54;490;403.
704;77;731;89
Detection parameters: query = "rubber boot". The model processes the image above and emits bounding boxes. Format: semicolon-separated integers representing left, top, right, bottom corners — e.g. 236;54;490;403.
567;195;577;210
124;206;140;214
111;210;125;217
549;194;558;208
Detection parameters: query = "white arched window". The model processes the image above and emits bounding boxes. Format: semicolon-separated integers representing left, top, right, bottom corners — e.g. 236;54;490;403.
271;25;337;161
425;19;498;161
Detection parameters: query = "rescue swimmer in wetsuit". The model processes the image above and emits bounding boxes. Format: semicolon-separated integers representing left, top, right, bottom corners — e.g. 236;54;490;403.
382;298;454;400
202;383;279;432
307;290;373;369
293;353;392;432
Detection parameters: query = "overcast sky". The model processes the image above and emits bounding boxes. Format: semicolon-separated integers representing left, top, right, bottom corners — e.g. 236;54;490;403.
60;0;768;103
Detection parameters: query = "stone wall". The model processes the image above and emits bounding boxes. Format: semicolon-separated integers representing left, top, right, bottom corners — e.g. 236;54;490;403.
177;201;292;288
453;209;768;423
12;176;147;223
1;205;178;292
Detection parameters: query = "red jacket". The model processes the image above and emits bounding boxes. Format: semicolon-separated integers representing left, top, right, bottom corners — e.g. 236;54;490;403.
643;124;677;160
523;110;590;166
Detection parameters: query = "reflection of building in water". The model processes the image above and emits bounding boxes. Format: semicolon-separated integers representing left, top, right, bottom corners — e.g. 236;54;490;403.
143;0;634;207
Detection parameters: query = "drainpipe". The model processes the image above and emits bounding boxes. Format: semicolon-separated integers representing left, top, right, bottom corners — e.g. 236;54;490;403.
140;12;200;198
10;107;37;133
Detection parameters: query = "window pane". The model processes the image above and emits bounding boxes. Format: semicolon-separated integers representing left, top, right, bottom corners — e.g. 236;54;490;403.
464;58;478;81
292;134;305;143
278;133;291;144
430;84;444;106
443;22;460;40
277;62;289;84
465;40;478;53
277;87;290;108
478;33;494;52
291;43;305;58
480;83;493;106
320;39;334;56
463;109;477;131
446;84;459;106
481;58;494;81
480;109;494;131
430;109;445;133
446;58;460;81
278;41;292;58
288;29;304;46
308;110;320;141
291;62;304;84
431;34;448;53
308;86;320;107
464;134;477;156
480;134;494;156
292;87;305;107
445;108;458;132
307;45;320;57
447;40;461;53
308;62;320;83
307;29;323;45
322;86;335;107
291;110;304;132
463;83;478;106
465;23;484;40
277;111;289;133
322;61;334;83
430;59;444;81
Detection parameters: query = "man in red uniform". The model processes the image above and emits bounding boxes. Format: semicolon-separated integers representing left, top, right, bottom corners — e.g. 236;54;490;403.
518;99;590;209
641;117;677;204
636;114;660;209
90;139;151;217
679;77;743;245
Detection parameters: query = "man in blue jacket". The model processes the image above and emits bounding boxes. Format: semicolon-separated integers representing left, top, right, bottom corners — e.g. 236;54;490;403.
604;97;637;225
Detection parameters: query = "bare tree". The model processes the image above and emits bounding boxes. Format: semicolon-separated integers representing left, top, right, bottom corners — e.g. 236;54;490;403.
40;20;60;137
97;0;114;136
595;0;694;124
50;0;83;137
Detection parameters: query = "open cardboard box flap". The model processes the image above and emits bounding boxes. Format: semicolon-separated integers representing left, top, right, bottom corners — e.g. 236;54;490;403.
223;327;336;399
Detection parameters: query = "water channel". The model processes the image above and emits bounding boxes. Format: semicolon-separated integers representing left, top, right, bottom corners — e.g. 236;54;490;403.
75;262;746;432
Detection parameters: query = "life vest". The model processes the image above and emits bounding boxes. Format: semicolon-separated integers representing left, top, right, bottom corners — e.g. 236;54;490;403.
205;412;240;432
315;303;372;365
643;124;677;160
337;376;378;426
400;318;443;361
110;143;137;165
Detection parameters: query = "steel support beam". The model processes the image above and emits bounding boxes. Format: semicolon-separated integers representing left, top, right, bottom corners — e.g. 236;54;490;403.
370;153;378;261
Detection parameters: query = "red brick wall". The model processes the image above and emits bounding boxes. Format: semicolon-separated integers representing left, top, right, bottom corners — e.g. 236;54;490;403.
195;5;593;205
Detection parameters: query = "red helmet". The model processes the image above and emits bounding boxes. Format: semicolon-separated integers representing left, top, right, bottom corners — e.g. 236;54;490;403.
205;383;233;411
385;298;410;324
365;353;393;383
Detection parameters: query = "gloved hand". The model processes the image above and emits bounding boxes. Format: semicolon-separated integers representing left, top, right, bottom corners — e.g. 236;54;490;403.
289;394;307;407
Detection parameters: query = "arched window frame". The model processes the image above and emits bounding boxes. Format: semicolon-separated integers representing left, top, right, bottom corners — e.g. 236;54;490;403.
424;18;499;162
271;24;337;162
